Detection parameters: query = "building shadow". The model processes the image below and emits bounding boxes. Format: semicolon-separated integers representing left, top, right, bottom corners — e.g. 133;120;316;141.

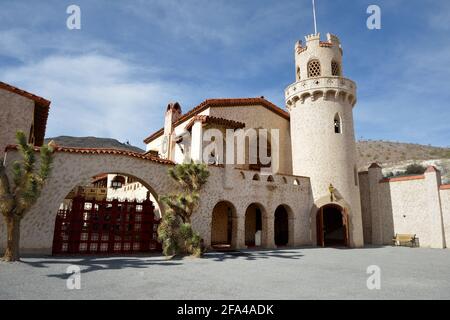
21;255;182;279
203;248;304;262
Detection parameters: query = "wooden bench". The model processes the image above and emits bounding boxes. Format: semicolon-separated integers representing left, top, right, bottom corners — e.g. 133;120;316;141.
392;234;417;247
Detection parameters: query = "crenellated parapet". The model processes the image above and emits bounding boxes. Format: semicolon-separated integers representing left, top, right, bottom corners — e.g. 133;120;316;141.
285;76;357;110
295;33;343;55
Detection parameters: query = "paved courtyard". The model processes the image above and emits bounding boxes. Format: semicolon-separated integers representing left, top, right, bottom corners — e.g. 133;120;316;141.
1;246;450;300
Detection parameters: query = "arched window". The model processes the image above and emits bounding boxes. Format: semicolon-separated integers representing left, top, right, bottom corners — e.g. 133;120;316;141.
296;66;301;80
331;61;341;76
334;113;342;134
252;174;260;181
307;60;321;78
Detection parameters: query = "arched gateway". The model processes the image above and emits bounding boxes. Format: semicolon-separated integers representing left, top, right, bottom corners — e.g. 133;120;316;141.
316;204;349;247
1;146;176;253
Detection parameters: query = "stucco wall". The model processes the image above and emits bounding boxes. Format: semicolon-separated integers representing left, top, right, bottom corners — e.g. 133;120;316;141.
358;172;372;244
378;178;430;245
0;150;313;254
368;166;448;248
440;188;450;247
0;89;35;158
209;105;292;175
145;105;292;175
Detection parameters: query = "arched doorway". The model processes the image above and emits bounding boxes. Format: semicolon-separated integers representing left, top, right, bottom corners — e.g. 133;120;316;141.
316;204;349;247
211;201;236;250
274;206;289;246
245;203;265;247
52;172;162;255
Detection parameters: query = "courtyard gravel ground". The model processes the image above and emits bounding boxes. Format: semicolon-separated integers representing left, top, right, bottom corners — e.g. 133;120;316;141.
1;246;450;300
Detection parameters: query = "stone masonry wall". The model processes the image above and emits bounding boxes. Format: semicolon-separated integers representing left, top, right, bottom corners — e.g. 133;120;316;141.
0;89;35;159
0;150;313;254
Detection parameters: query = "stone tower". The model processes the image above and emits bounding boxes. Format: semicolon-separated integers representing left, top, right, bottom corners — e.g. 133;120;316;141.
285;33;364;247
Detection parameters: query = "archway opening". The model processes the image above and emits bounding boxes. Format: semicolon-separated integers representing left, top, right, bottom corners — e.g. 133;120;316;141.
245;203;265;247
274;206;289;246
316;204;349;247
52;172;162;255
211;201;236;250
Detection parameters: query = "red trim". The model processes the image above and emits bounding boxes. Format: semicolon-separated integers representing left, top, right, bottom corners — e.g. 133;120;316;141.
5;145;174;165
0;81;50;107
143;97;289;144
380;175;424;183
369;163;381;169
319;41;333;47
440;185;450;190
185;115;245;131
425;166;439;173
91;174;108;183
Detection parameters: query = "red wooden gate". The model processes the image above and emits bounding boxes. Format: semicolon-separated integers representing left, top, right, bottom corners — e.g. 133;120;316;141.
52;196;161;255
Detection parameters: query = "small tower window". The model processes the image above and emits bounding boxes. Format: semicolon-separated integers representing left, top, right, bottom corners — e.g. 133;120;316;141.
334;113;342;134
331;61;341;76
307;60;321;78
296;66;301;80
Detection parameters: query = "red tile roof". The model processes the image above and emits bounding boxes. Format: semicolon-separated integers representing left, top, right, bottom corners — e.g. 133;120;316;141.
369;163;381;169
143;97;289;144
425;166;439;173
0;81;51;146
440;184;450;190
91;173;108;183
185;115;245;131
5;145;174;165
380;175;424;183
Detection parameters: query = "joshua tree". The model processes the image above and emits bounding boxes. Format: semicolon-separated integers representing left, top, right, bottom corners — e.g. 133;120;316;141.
0;131;53;262
158;162;209;256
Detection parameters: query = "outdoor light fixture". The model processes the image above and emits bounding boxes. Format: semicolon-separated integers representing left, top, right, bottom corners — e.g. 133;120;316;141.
110;175;125;189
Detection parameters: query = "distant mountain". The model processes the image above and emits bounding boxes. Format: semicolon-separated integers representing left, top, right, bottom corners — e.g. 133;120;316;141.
44;136;144;153
357;140;450;183
356;140;450;168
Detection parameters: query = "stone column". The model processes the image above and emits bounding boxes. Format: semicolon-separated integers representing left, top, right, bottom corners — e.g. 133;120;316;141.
368;163;383;245
288;216;296;247
425;166;446;249
232;214;246;249
264;215;276;249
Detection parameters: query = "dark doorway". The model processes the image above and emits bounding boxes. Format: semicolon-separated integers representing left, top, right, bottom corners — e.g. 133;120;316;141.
245;204;263;247
316;204;349;247
211;202;235;249
274;206;289;246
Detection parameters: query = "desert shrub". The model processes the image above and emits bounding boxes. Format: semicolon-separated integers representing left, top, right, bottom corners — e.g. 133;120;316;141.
405;163;426;175
157;162;209;257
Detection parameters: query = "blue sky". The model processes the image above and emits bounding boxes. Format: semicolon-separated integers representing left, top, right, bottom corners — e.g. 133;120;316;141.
0;0;449;148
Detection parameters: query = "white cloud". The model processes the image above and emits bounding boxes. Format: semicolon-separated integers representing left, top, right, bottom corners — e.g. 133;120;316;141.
0;54;206;147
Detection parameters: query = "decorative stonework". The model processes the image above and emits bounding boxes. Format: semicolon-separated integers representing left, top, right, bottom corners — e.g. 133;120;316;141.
285;76;356;108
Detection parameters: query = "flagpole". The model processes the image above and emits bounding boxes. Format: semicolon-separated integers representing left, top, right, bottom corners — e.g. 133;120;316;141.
312;0;318;34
